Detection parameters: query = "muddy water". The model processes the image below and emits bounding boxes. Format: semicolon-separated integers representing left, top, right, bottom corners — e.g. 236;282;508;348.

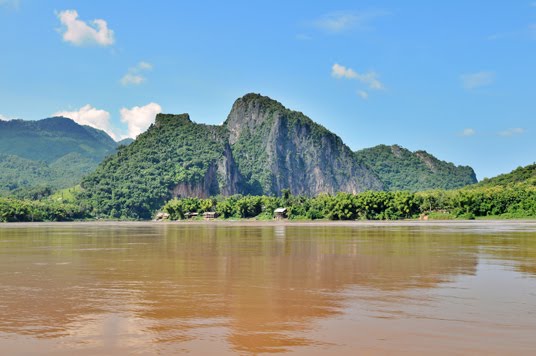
0;222;535;355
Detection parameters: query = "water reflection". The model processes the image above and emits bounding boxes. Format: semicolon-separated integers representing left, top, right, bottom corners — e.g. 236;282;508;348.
0;222;535;354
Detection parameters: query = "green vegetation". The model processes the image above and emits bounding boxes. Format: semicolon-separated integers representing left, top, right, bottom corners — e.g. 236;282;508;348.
2;94;533;223
475;163;536;187
5;94;484;220
0;117;122;197
48;185;83;203
0;154;53;195
79;114;232;219
2;170;536;222
0;152;102;199
354;144;477;191
0;117;117;162
161;182;536;221
0;197;87;222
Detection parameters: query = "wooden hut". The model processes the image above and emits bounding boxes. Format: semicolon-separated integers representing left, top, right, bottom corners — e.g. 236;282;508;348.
274;207;287;220
203;212;217;220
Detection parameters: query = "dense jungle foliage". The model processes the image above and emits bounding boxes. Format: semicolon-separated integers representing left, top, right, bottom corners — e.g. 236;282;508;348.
0;117;117;162
475;163;536;187
354;144;477;191
2;177;535;222
0;197;87;222
0;117;122;196
78;114;230;219
162;181;536;221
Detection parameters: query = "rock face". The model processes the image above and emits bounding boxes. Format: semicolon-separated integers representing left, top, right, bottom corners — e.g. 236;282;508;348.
225;94;383;195
80;93;477;218
171;144;242;198
160;93;378;199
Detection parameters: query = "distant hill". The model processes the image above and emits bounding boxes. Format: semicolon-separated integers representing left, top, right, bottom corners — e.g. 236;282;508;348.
80;94;476;219
354;144;477;191
0;117;117;162
0;117;122;196
475;163;536;187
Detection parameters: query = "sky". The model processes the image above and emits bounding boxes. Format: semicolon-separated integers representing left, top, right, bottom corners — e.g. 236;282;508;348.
0;0;535;180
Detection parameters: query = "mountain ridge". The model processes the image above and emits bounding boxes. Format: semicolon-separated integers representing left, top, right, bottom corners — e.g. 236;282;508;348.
79;93;477;219
354;144;477;191
0;117;123;196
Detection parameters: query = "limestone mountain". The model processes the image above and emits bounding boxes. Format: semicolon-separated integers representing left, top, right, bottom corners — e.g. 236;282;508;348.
354;144;477;191
80;94;385;218
226;94;383;195
80;94;477;219
0;117;122;196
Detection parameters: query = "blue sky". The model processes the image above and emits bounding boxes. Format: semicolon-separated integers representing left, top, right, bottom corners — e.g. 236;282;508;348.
1;0;535;179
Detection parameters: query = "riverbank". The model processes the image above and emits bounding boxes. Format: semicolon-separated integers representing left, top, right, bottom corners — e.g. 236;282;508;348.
3;219;536;229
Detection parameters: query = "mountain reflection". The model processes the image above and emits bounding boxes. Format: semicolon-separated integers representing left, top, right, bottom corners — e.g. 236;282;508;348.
0;223;534;354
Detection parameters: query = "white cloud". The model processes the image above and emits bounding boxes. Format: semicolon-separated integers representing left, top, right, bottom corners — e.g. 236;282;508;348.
121;73;145;86
332;63;384;90
499;128;525;137
461;71;495;89
357;90;369;100
332;63;358;79
460;128;476;137
313;11;386;33
121;61;153;86
120;102;162;138
56;9;114;46
54;104;119;140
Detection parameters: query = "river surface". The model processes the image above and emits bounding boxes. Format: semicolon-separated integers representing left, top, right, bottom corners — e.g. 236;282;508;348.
1;221;536;355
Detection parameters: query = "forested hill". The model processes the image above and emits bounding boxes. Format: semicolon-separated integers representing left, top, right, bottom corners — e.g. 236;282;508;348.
354;144;477;191
79;113;242;219
0;117;117;162
474;163;536;187
0;117;122;197
79;93;477;219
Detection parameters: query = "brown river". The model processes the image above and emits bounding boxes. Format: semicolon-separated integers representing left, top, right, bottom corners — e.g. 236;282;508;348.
1;221;535;355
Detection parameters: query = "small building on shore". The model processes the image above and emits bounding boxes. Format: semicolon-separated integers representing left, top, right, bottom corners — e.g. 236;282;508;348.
274;207;287;220
203;212;218;220
154;212;170;221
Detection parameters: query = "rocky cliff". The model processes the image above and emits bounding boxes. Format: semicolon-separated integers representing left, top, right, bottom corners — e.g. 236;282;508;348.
80;94;476;218
225;94;383;195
